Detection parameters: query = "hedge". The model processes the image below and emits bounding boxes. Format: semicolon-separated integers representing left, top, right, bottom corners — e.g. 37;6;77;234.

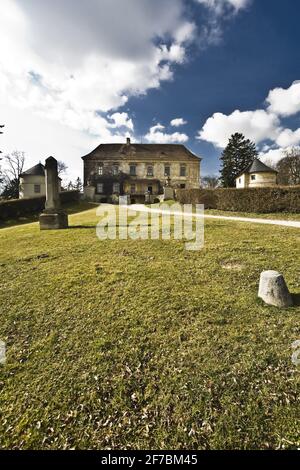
0;191;79;221
175;187;300;213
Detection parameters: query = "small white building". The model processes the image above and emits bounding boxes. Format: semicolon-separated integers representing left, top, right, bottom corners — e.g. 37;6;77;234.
19;163;62;199
236;158;278;189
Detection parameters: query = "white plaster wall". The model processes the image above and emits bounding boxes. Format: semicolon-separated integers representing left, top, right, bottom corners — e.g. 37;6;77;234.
248;172;277;188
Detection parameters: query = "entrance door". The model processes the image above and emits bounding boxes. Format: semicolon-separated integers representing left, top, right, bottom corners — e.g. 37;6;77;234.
148;186;153;194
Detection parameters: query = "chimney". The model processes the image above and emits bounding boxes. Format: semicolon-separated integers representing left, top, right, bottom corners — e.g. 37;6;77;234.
126;137;131;145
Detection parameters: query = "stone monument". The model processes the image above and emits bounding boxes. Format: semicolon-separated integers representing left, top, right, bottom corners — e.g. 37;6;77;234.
39;156;68;230
163;176;174;201
258;270;293;308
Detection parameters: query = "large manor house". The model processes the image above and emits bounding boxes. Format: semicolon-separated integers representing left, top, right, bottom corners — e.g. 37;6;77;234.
82;138;201;203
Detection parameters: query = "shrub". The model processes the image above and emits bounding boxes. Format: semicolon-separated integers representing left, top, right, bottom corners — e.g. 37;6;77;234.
176;187;300;213
0;191;79;221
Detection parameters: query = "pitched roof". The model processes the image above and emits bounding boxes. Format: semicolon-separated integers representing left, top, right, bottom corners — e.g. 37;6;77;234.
237;158;277;178
20;162;62;180
20;163;45;177
82;142;201;162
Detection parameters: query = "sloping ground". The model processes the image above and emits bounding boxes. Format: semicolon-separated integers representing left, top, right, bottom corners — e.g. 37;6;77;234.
0;206;299;450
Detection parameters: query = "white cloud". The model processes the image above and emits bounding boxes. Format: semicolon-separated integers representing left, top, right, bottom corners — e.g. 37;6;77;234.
196;0;250;15
170;118;187;127
0;0;196;134
267;81;300;117
145;124;189;143
259;147;287;167
275;127;300;147
108;113;134;131
198;109;280;148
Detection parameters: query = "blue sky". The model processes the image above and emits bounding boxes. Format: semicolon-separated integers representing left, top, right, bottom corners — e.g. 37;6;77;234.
1;0;300;180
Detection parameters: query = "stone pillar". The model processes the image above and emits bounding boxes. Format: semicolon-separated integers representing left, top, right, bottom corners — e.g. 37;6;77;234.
45;157;61;210
258;270;293;308
39;156;68;230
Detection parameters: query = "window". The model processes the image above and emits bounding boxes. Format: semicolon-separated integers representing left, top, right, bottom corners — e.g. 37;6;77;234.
130;164;136;176
180;165;186;177
147;165;153;177
34;184;41;194
113;182;120;193
96;183;104;194
164;165;170;177
239;178;241;184
130;184;136;194
251;175;256;181
97;164;103;176
112;165;119;175
180;184;186;189
148;186;153;194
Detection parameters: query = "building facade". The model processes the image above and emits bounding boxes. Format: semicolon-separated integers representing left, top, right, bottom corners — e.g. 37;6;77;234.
82;138;201;202
236;158;278;189
19;163;62;199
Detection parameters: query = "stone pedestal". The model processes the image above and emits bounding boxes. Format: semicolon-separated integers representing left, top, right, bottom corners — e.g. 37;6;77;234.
119;195;130;205
163;187;174;201
258;270;293;308
39;211;69;230
84;185;96;201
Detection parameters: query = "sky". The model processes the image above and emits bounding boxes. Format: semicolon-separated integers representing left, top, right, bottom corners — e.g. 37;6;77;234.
1;0;300;181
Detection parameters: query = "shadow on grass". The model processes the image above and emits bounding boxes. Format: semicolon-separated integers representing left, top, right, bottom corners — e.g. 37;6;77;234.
0;202;98;229
292;293;300;307
70;225;98;229
70;224;152;229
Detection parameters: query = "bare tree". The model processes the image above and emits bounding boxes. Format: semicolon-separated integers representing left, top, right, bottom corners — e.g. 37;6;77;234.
201;175;220;189
57;160;68;176
277;148;300;186
1;151;26;199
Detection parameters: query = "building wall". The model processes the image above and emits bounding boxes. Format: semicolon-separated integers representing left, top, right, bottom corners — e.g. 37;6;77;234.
236;172;277;189
236;174;249;189
248;172;277;188
19;175;46;199
19;175;62;199
84;158;200;196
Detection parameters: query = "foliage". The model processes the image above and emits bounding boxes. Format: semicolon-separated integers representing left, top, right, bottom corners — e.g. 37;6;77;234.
176;187;300;213
277;148;300;186
0;190;79;221
0;151;25;199
201;175;220;189
220;133;258;188
57;161;68;177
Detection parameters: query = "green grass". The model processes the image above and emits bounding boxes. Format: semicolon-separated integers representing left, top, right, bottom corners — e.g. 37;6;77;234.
205;209;300;221
0;204;299;450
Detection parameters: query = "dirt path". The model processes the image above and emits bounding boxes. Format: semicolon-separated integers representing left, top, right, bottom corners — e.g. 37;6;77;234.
127;204;300;229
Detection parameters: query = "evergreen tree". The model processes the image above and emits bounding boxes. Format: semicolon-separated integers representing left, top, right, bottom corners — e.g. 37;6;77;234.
75;177;83;192
220;133;258;187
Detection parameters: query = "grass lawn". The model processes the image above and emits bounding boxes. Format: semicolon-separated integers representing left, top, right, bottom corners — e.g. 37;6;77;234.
0;203;299;450
205;209;300;221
